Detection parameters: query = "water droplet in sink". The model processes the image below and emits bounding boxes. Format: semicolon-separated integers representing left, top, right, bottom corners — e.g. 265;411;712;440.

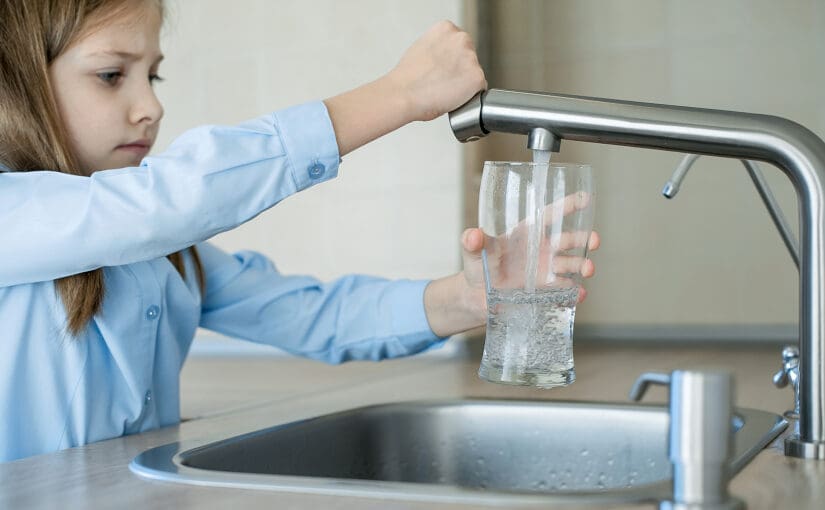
580;448;589;457
560;482;568;489
549;469;557;479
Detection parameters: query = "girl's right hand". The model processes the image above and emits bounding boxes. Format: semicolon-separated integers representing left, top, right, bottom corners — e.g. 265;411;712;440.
323;21;485;157
388;20;487;123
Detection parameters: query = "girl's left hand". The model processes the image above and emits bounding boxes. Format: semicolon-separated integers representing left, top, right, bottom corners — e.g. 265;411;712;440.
460;227;601;312
423;227;600;338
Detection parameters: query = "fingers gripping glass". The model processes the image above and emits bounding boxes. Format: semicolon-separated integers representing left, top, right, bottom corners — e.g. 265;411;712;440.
478;161;595;388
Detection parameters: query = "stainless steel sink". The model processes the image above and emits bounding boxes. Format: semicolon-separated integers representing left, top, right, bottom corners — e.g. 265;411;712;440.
130;399;786;506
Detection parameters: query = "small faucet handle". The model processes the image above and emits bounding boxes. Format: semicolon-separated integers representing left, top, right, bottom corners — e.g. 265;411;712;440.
773;345;799;388
782;345;800;363
629;372;672;401
773;368;789;388
772;345;801;419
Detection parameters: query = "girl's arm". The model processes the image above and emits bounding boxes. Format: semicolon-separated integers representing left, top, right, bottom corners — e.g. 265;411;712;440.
324;21;486;157
0;22;485;288
0;103;340;287
197;242;446;363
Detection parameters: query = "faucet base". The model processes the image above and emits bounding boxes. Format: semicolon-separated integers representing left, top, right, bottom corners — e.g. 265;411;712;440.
659;497;745;510
785;435;825;459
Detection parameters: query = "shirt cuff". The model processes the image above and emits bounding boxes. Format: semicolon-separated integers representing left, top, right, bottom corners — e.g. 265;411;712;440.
384;279;449;352
272;101;340;191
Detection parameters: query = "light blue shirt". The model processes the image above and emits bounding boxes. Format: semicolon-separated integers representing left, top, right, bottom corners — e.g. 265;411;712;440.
0;101;444;462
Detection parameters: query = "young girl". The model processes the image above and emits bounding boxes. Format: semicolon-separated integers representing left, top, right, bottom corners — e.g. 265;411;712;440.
0;0;596;462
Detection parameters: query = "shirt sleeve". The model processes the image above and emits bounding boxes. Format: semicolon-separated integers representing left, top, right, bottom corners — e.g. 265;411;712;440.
0;101;340;287
196;242;447;364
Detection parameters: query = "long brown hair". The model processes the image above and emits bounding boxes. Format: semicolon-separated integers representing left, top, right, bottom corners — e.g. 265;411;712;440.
0;0;203;335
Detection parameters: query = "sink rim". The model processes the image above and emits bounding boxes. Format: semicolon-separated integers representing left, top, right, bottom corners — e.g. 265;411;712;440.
130;398;787;506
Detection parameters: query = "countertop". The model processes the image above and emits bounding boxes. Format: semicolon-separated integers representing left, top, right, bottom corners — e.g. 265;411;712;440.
2;340;824;510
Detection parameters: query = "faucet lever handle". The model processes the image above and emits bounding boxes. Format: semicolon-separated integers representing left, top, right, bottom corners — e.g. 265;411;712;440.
773;345;801;419
629;372;672;401
773;345;799;388
773;369;789;388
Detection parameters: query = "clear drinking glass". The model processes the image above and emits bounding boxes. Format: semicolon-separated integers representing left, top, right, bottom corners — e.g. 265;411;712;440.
477;161;595;388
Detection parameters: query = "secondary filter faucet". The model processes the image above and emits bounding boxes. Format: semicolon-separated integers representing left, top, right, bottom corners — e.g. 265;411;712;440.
630;370;745;510
450;88;825;460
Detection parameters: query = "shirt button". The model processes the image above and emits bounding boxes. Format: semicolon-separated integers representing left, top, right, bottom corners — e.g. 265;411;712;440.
145;305;160;320
144;390;152;406
308;162;325;179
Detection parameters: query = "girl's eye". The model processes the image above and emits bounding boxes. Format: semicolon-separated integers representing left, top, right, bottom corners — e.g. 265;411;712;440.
97;71;123;85
149;74;164;85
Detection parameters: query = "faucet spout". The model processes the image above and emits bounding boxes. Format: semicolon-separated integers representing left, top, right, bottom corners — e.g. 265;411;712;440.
661;153;701;198
450;88;825;460
662;154;800;268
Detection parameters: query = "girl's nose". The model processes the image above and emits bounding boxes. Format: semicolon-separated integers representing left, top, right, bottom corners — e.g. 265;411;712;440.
130;82;164;125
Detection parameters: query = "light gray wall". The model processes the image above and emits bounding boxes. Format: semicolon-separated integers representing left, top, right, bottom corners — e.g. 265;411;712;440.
469;0;825;332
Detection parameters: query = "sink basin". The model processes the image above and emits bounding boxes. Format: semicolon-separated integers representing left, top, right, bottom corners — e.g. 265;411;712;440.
131;399;786;505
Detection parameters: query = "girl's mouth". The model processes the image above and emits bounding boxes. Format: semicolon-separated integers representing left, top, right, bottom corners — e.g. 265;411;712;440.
115;140;151;158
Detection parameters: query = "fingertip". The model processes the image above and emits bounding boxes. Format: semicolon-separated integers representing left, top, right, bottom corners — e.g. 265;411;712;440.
589;231;601;250
461;228;482;251
460;228;476;250
577;287;587;304
581;259;595;278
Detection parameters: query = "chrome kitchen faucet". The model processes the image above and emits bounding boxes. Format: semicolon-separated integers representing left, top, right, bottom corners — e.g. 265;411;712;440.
449;89;825;460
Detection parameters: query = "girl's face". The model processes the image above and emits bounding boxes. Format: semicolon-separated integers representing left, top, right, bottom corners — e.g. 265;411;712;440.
49;3;164;172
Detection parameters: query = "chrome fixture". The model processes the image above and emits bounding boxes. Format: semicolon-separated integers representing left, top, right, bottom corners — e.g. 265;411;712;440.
663;154;803;426
662;154;799;420
662;154;799;268
631;371;744;510
450;88;825;460
774;345;801;420
527;126;560;152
